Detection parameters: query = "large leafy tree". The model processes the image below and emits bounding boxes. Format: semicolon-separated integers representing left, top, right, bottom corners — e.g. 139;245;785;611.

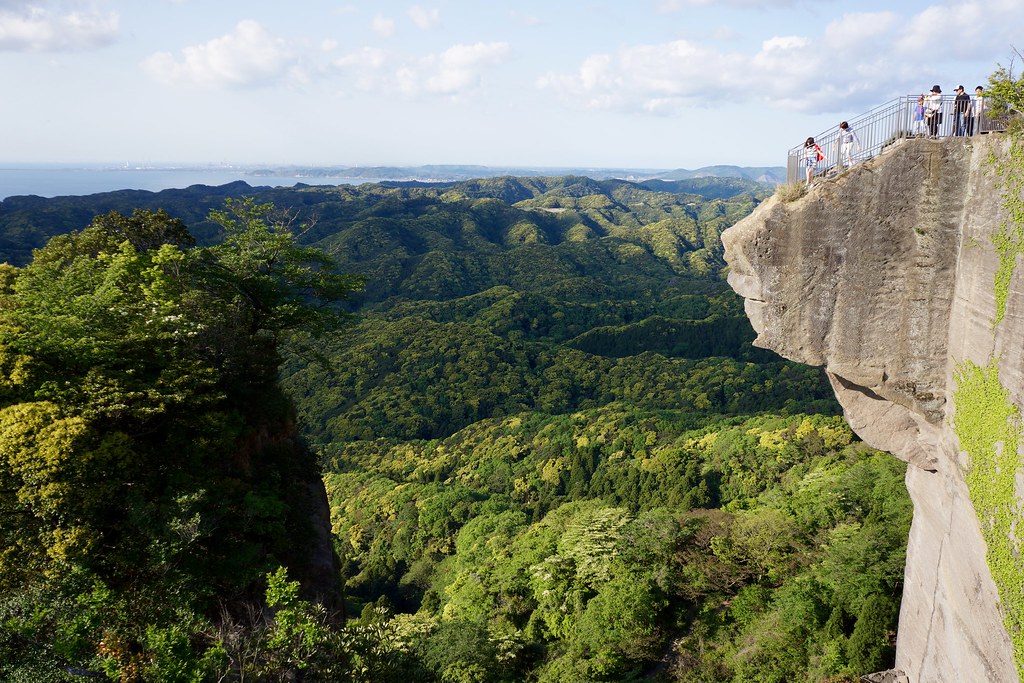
0;200;360;680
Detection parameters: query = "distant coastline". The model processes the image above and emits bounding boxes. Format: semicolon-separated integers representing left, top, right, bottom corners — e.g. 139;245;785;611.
0;163;786;201
0;166;371;201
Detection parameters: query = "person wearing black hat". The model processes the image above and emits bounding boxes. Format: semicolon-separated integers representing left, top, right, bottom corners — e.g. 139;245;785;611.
925;85;943;138
953;85;970;136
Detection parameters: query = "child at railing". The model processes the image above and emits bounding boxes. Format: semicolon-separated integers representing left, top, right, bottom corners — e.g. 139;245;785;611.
912;95;927;137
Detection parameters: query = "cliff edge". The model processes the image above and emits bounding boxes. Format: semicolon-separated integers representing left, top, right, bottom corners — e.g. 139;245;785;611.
723;134;1024;683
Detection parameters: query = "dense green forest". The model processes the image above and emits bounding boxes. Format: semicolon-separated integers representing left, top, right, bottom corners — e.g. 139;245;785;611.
0;200;360;681
0;176;909;682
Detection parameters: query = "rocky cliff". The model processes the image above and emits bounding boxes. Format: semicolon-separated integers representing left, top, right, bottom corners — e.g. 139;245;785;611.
723;134;1024;683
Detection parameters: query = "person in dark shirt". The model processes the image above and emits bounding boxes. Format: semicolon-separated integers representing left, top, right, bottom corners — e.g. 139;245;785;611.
953;85;971;136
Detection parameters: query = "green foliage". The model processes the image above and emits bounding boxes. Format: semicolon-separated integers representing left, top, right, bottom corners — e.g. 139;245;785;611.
953;360;1024;679
0;202;358;680
962;91;1024;676
987;54;1024;127
987;133;1024;324
0;177;911;682
846;594;897;674
324;412;909;682
416;620;508;683
570;573;665;676
710;508;800;584
206;197;364;339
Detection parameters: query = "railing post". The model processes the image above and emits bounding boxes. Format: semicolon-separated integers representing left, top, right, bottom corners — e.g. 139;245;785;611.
787;152;799;185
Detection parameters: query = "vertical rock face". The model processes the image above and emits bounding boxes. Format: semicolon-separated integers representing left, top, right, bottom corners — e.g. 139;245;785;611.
723;135;1022;683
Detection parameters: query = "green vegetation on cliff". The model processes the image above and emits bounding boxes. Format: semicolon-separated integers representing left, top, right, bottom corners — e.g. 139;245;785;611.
987;133;1024;325
960;74;1024;675
953;360;1024;677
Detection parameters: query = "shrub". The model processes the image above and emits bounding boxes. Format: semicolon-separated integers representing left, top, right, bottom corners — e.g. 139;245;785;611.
776;183;807;203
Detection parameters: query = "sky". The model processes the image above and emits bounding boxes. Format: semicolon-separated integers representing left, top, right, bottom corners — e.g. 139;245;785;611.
0;0;1019;170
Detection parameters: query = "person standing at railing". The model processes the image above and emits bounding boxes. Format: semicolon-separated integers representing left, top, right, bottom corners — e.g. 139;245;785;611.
838;121;861;168
912;95;928;137
953;85;970;136
971;85;986;135
803;136;824;185
925;85;943;138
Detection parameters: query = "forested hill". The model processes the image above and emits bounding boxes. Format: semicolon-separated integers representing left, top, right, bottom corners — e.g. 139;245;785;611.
270;175;906;682
0;175;910;682
2;174;800;442
0;174;767;267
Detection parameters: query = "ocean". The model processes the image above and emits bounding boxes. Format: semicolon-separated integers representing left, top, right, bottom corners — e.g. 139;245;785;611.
0;166;374;201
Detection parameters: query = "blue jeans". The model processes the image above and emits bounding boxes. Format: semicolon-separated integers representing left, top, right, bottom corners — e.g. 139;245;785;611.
953;112;967;136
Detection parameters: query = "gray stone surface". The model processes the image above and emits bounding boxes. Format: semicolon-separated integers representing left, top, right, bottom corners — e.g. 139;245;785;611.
862;670;909;683
723;135;1022;683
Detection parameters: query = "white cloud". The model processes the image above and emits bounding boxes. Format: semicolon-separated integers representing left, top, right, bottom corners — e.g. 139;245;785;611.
333;41;511;98
540;1;1024;116
408;6;440;30
335;46;388;70
142;20;297;88
823;12;899;52
0;3;118;52
538;39;749;111
333;46;389;89
372;14;395;37
425;42;510;94
895;2;989;61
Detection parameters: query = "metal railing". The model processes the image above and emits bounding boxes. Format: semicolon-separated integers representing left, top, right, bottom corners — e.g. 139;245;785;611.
787;95;1008;184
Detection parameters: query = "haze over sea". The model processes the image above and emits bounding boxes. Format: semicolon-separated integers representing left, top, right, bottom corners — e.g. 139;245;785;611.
0;165;372;201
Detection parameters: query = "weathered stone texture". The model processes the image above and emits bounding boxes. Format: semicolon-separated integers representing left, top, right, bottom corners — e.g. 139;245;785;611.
862;669;910;683
723;135;1022;683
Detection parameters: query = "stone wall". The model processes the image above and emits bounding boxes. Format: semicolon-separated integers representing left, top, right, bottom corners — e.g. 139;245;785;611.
722;134;1022;683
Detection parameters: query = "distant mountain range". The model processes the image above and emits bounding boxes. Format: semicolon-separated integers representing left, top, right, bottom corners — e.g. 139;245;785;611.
247;163;787;186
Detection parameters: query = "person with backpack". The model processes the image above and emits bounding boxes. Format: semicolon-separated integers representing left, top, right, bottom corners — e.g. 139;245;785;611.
803;136;824;185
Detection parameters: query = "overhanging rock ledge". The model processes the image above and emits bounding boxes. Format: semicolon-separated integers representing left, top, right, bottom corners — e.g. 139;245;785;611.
722;135;1023;683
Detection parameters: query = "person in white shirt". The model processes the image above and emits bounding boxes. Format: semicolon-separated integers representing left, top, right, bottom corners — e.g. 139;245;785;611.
925;85;943;138
838;121;861;168
912;95;928;138
971;85;986;135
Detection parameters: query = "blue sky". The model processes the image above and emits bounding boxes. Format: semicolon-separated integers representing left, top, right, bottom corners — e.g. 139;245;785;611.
0;0;1017;170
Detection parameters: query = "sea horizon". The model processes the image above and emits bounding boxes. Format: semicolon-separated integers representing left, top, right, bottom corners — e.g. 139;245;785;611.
0;162;783;201
0;165;379;201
